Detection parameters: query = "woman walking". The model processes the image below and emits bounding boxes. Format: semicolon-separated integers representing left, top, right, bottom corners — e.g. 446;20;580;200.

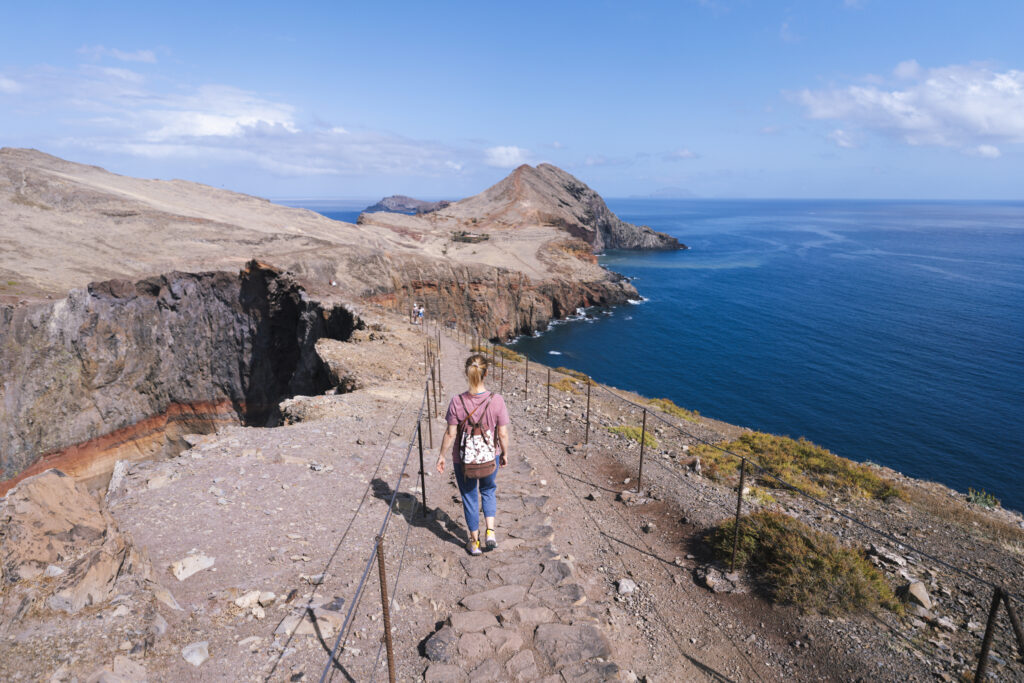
436;353;510;555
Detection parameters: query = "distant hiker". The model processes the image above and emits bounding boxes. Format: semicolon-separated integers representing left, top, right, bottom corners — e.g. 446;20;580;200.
436;353;510;556
417;304;425;325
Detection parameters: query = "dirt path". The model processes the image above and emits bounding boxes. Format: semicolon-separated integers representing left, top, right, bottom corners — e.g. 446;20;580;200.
362;328;784;681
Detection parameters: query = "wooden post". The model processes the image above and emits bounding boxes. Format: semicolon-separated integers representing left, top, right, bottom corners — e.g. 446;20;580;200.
500;352;504;393
729;459;747;573
584;381;591;444
375;535;396;683
636;409;647;493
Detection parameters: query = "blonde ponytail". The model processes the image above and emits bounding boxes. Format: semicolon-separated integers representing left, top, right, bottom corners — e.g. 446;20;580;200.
465;353;489;386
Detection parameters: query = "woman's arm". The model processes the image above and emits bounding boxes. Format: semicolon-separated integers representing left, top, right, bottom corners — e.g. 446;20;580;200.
436;424;458;473
497;424;510;466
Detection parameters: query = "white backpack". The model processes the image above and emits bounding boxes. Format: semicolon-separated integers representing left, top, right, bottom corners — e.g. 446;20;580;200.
458;393;498;478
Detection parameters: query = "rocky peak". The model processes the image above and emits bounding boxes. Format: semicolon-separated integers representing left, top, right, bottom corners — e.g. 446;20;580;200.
363;195;452;214
447;163;684;252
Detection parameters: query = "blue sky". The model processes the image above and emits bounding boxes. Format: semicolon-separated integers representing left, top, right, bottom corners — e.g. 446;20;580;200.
2;1;1023;199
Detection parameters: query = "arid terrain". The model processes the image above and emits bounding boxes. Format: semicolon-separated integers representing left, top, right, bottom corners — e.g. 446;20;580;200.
1;150;1022;682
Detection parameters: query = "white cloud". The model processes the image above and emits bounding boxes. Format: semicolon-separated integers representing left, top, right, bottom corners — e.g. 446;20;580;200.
18;64;465;178
142;85;299;140
550;141;564;149
79;45;157;63
827;129;855;148
893;59;922;80
664;148;699;161
798;62;1024;154
973;144;1001;158
0;75;22;94
760;125;781;135
484;145;529;168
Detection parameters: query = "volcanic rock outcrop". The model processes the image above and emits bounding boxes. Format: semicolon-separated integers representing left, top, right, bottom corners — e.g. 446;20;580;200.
364;194;452;214
430;163;684;251
0;469;154;615
0;262;359;489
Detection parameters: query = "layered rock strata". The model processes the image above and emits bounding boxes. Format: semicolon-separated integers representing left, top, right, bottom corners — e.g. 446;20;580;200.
0;262;360;490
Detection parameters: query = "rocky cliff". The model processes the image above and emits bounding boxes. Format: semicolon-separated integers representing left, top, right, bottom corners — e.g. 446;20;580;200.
364;194;452;214
436;163;684;252
0;262;360;492
0;149;662;488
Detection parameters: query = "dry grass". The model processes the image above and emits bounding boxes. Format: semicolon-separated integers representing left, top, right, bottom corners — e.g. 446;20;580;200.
709;511;903;615
606;425;658;449
555;367;595;385
692;432;903;501
904;486;1024;550
547;377;581;394
468;345;523;362
648;397;700;423
492;345;525;362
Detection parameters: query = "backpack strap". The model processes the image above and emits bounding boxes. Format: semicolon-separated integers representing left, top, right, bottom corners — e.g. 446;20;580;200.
457;393;496;446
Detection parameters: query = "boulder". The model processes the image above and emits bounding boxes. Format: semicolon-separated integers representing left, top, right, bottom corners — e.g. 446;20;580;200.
905;581;933;610
425;625;458;663
181;641;209;667
169;554;215;581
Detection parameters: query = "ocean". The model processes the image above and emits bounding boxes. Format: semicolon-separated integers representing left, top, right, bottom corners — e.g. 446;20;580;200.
300;199;1024;512
511;199;1024;513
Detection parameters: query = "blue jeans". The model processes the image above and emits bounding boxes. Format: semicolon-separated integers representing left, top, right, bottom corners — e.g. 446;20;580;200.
453;461;498;533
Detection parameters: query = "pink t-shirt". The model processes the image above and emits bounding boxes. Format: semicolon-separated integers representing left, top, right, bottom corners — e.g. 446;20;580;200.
445;391;510;463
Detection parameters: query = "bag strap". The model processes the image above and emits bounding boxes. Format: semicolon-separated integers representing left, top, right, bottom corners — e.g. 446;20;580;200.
458;392;495;431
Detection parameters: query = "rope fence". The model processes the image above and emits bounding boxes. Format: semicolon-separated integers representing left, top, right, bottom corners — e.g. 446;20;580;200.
439;318;1022;680
310;311;1020;681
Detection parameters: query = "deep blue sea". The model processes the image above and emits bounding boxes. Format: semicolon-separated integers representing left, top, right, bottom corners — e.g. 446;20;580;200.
509;200;1024;512
297;199;1024;512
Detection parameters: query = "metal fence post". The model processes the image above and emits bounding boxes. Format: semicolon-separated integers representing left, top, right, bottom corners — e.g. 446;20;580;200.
546;367;551;419
525;356;529;400
585;381;591;444
375;535;396;683
432;363;440;417
426;381;434;449
730;459;747;573
975;587;1003;681
417;420;427;515
1004;589;1024;663
636;409;647;493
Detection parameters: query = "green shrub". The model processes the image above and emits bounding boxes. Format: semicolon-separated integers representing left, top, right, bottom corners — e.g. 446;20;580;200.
607;425;658;449
692;432;902;501
967;487;1000;509
708;511;902;615
648;397;700;423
